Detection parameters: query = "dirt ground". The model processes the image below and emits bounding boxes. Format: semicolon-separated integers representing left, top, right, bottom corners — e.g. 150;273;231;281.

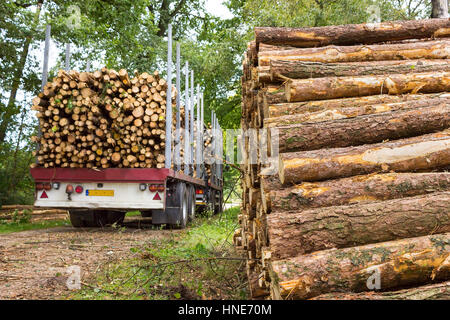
0;217;181;300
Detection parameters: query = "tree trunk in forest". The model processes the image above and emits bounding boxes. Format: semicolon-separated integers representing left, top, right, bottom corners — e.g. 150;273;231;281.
278;130;450;184
255;19;450;48
268;192;450;259
270;233;450;300
259;40;450;66
285;72;450;102
264;93;448;118
275;103;450;153
270;59;450;80
0;0;43;144
264;96;450;128
311;281;450;300
432;0;449;18
268;172;450;212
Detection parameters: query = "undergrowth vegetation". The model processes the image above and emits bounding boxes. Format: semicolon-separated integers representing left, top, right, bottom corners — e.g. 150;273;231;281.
69;207;248;300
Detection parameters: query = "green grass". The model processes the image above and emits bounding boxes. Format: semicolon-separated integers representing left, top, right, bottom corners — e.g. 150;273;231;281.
0;219;70;234
68;206;248;300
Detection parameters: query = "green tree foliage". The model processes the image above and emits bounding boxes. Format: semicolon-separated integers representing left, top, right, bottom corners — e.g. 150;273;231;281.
0;0;433;205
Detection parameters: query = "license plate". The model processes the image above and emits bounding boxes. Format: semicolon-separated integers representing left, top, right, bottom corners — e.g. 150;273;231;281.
86;190;114;197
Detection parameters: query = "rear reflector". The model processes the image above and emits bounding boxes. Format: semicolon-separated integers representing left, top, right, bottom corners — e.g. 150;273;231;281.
40;191;48;199
75;186;83;194
153;193;161;200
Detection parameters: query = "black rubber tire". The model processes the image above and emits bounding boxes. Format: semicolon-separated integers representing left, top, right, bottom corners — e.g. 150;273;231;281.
94;211;125;227
187;185;196;221
69;211;85;228
168;182;188;229
69;210;125;228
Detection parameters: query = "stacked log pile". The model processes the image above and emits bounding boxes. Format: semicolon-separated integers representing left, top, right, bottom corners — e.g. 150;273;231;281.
236;18;450;299
31;68;183;169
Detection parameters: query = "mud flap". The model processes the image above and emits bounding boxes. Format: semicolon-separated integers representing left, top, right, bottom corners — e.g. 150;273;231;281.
151;207;181;225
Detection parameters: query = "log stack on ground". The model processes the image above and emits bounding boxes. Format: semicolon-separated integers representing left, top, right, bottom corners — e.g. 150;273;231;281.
236;18;450;300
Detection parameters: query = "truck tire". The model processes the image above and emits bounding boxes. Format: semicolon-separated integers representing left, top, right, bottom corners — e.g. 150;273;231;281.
174;183;188;228
187;185;196;221
69;211;86;228
94;211;125;227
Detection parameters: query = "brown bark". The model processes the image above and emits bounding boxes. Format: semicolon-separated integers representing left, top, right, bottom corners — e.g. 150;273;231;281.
264;96;450;128
275;103;450;153
269;172;450;212
264;93;448;118
271;233;450;299
268;191;450;259
278;129;450;184
311;281;450;300
270;59;450;80
285;72;450;102
255;18;450;48
259;40;450;66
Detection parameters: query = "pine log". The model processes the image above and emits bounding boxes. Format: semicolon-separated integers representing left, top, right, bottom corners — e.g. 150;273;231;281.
271;233;450;300
278;129;450;184
269;172;450;212
268;191;450;259
264;96;450;128
264;93;448;118
311;281;450;300
255;18;450;47
285;72;450;102
270;59;450;80
259;40;450;66
275;103;450;153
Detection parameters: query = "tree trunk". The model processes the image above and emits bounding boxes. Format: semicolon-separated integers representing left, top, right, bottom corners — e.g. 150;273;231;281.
259;40;450;66
270;59;450;80
264;93;448;118
270;233;450;299
264;96;450;128
432;0;449;18
255;19;450;48
278;130;450;184
275;103;450;153
269;172;450;212
0;0;43;144
268;192;450;259
285;72;450;102
311;281;450;300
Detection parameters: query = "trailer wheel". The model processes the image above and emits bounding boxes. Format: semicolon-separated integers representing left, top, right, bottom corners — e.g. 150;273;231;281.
69;211;85;228
168;182;188;229
187;185;196;221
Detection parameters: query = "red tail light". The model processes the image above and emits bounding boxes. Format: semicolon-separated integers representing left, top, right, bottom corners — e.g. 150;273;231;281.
157;185;165;192
196;189;203;194
66;184;74;194
149;185;158;192
44;182;52;191
75;185;83;194
36;183;44;190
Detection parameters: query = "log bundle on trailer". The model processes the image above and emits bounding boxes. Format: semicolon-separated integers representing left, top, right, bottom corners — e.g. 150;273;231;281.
236;18;450;300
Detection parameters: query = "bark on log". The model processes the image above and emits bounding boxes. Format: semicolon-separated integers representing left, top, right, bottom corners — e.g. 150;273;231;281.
275;103;450;153
264;96;450;128
268;191;450;259
271;233;450;299
259;40;450;66
311;281;450;300
269;172;450;212
270;59;450;80
265;93;448;118
285;72;450;102
255;18;450;48
278;129;450;184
